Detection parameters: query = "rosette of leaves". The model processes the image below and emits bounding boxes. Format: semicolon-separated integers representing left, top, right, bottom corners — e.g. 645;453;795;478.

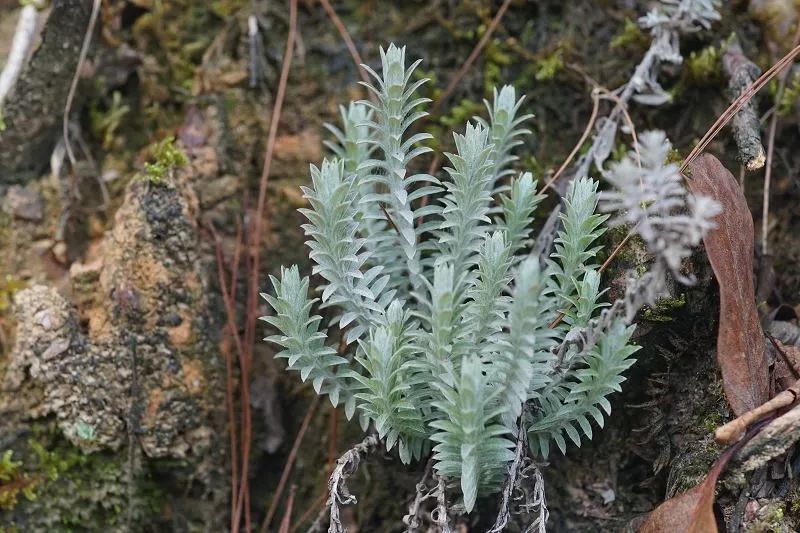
262;44;640;512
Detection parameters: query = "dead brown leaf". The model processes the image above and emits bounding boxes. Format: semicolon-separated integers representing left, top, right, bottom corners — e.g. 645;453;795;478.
639;445;738;533
686;153;769;416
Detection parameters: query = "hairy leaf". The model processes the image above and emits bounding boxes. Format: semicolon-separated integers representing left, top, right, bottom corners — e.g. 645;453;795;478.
686;153;768;416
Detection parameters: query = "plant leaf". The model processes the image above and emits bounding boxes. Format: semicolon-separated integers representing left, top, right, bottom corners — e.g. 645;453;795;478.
686;153;769;416
640;444;737;533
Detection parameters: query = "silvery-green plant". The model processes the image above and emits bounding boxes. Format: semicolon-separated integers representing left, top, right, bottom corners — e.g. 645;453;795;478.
261;44;645;513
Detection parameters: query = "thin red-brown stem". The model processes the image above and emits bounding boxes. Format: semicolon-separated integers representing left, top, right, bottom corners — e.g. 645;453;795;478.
762;27;800;255
290;491;328;532
379;203;402;237
682;43;800;174
430;0;513;117
539;91;600;194
211;227;243;531
600;90;641;168
426;153;441;178
278;486;298;533
237;0;299;530
260;395;321;533
63;0;101;166
230;219;242;307
319;0;369;85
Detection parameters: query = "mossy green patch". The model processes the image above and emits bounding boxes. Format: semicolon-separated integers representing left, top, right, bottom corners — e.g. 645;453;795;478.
142;136;188;185
0;450;37;511
0;275;26;314
1;421;164;530
483;39;512;93
685;45;722;86
643;293;687;322
610;18;648;50
748;502;789;533
535;48;564;81
776;71;800;117
90;91;131;151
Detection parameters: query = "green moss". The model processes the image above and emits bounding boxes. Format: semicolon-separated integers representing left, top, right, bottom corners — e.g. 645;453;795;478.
142;136;188;185
748;502;788;533
483;39;512;94
1;422;165;530
777;71;800;117
535;49;564;81
90;91;130;151
0;450;37;511
700;411;723;433
0;275;26;314
685;45;722;86
695;379;727;440
439;99;485;130
665;147;683;166
610;18;648;50
643;293;687;322
667;437;721;495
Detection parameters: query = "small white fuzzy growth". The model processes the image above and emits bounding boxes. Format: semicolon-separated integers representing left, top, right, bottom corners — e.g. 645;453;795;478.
0;6;39;106
600;130;722;281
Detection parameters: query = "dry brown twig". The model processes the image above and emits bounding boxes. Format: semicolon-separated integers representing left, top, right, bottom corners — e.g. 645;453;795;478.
735;403;800;472
211;227;242;532
722;35;766;172
715;339;800;444
714;382;798;444
235;0;299;530
429;0;513;117
539;90;600;195
681;43;800;174
318;0;369;86
325;434;381;533
761;25;800;256
291;491;327;533
63;0;102;166
278;486;298;533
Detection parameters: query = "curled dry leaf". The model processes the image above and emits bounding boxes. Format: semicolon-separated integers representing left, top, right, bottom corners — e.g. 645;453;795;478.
686;153;769;416
639;446;736;533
